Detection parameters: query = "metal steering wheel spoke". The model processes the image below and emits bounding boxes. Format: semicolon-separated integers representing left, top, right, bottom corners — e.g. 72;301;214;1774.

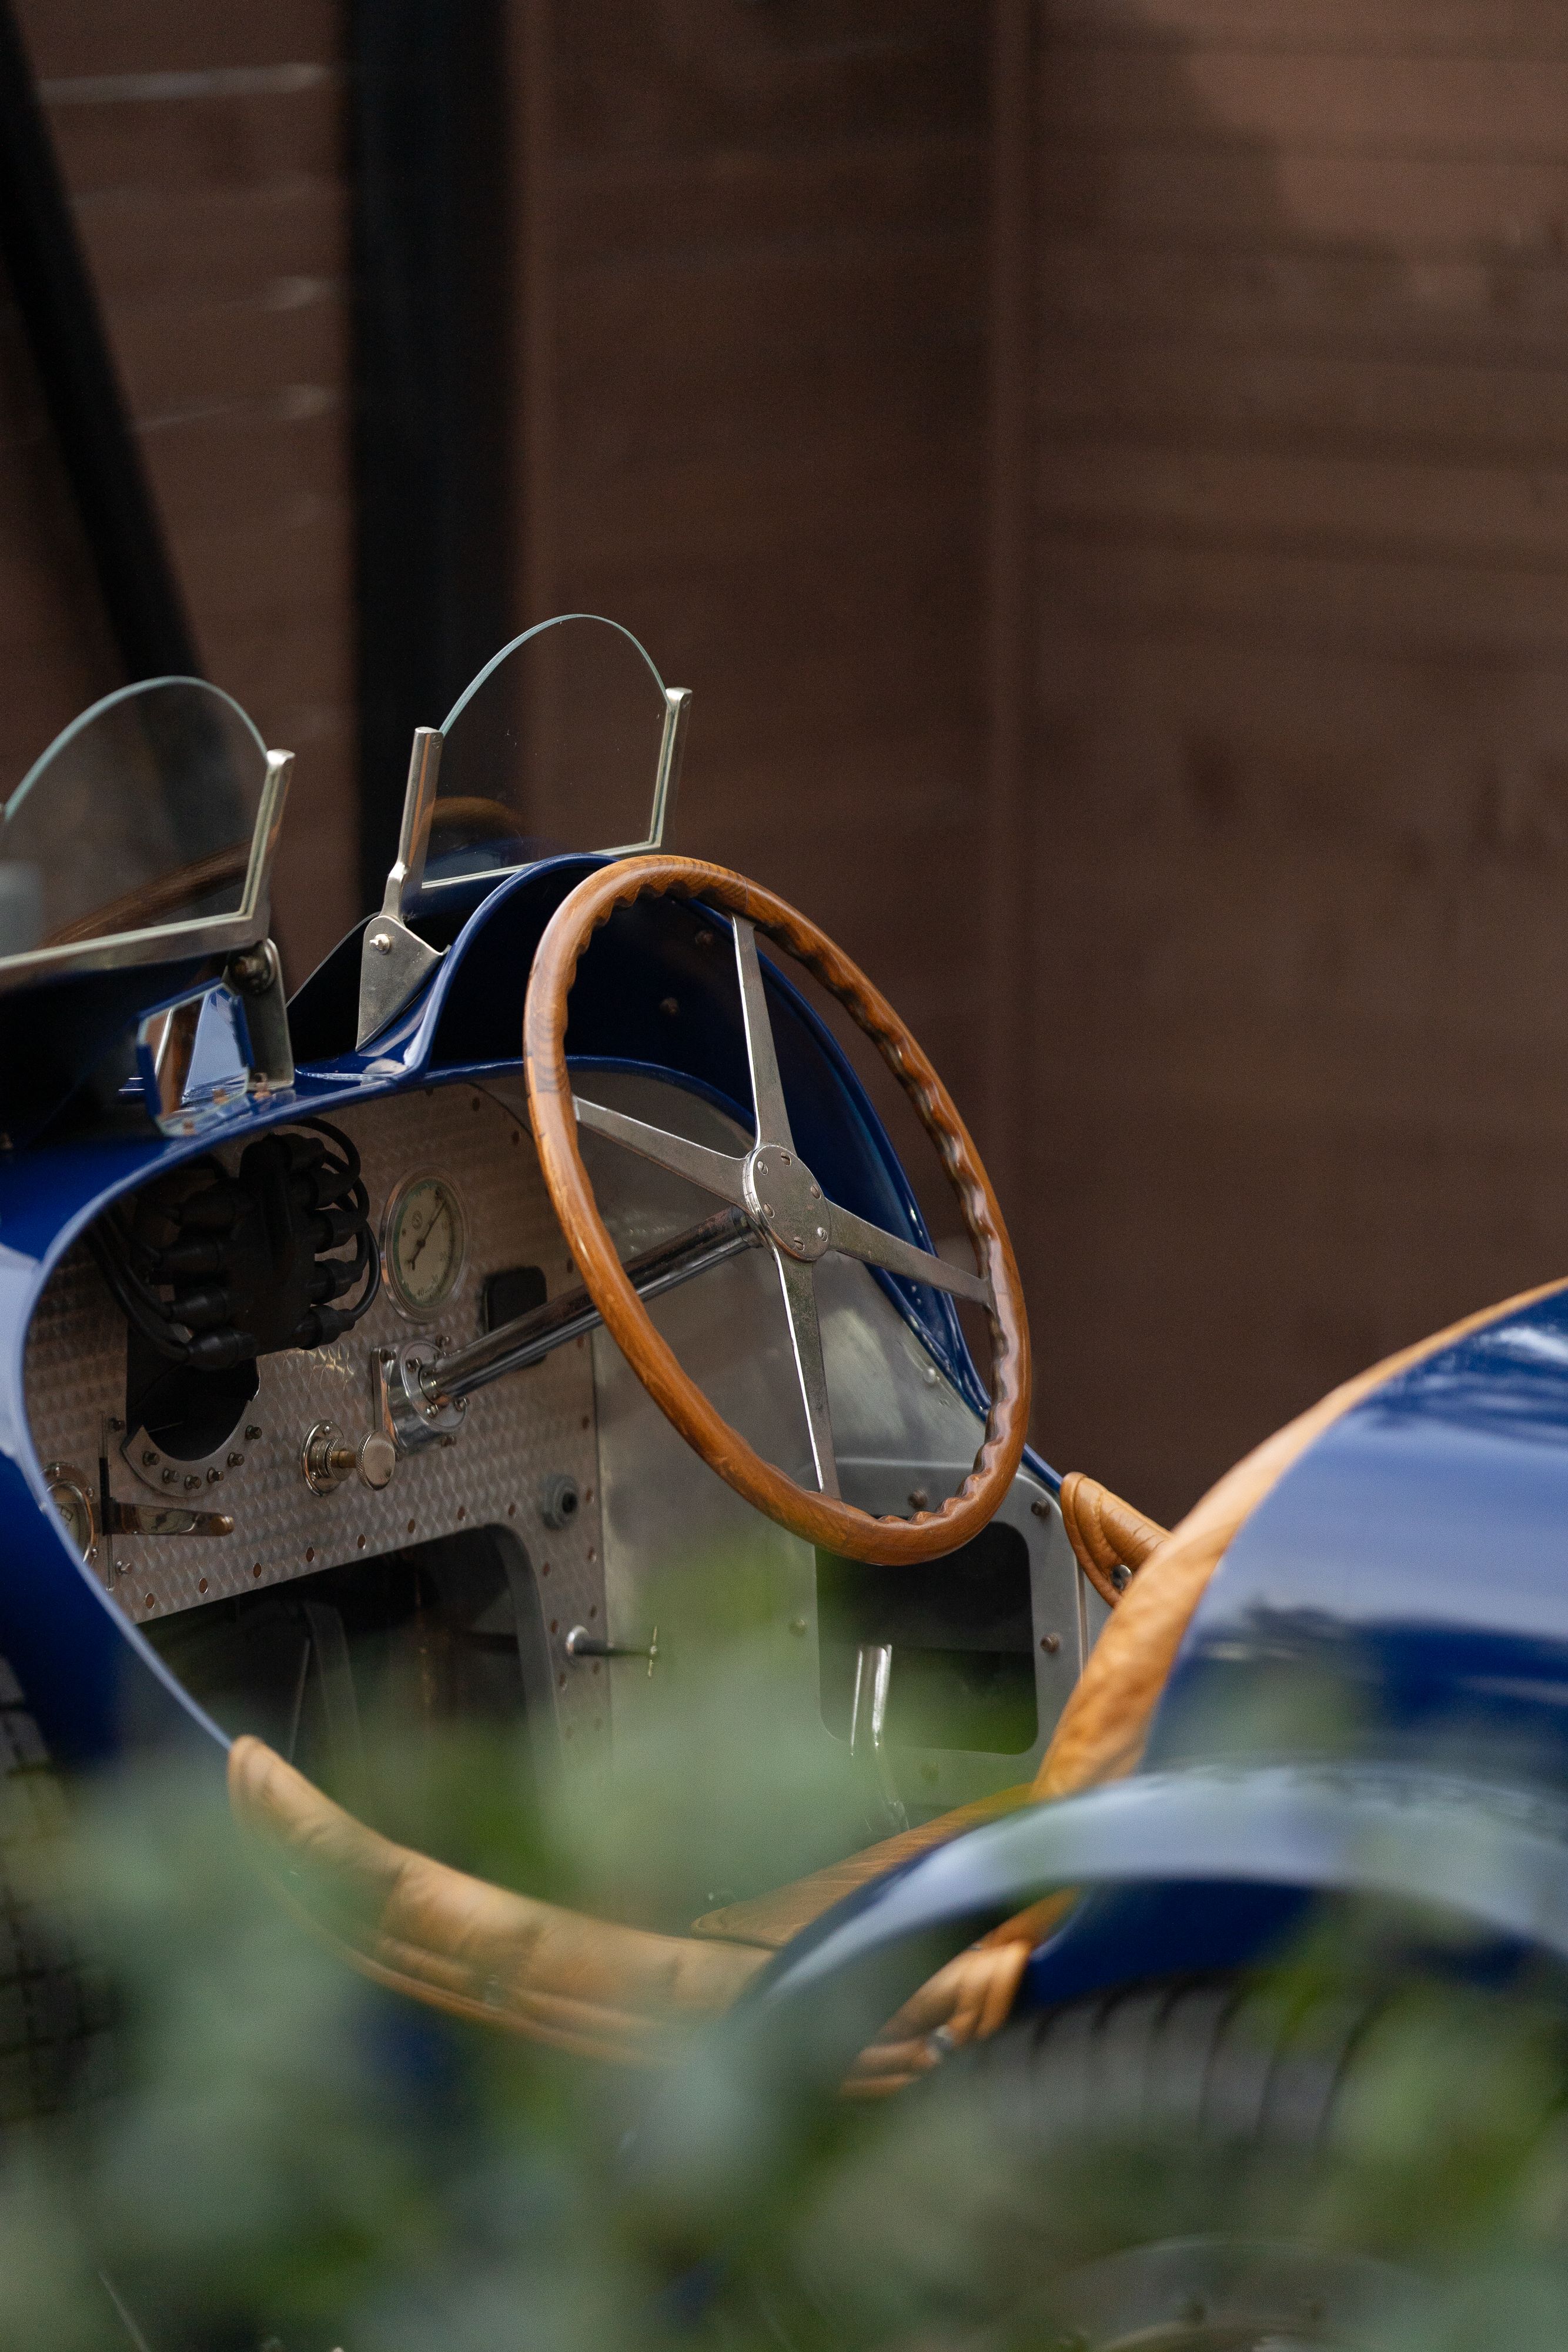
573;1094;747;1207
525;854;1031;1565
732;915;794;1151
770;1245;840;1499
823;1199;994;1309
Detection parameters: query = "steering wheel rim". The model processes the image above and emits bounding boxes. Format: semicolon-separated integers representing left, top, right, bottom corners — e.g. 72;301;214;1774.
523;854;1031;1566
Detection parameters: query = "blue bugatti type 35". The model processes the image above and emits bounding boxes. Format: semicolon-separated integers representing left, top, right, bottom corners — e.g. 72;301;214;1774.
4;623;1568;2214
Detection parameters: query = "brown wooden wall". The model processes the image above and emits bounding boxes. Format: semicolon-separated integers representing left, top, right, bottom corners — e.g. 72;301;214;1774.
5;0;356;983
9;1;1568;1526
1019;0;1568;1516
523;2;991;1110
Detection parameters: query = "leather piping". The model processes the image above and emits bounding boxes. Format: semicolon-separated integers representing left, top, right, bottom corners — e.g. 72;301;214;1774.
227;1735;765;2066
690;1783;1035;1949
1058;1471;1167;1606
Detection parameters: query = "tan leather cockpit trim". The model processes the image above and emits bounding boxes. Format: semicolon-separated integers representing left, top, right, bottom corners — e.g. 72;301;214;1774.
691;1783;1034;1949
963;1275;1568;1963
228;1735;765;2066
1058;1472;1167;1605
227;1278;1568;2090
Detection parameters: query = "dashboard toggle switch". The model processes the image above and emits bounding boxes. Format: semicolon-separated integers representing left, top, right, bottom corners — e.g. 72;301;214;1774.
302;1421;397;1496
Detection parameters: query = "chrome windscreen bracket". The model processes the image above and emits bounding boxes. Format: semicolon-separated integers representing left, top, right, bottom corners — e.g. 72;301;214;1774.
355;665;691;1047
357;727;447;1048
646;687;691;850
136;948;293;1137
225;936;293;1094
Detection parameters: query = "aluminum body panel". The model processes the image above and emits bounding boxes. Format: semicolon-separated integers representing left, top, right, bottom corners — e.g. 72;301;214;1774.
0;857;1056;1769
20;1080;609;1759
584;1068;1081;1818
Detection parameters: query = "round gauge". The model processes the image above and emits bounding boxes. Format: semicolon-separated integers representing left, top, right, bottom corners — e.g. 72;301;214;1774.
383;1172;467;1318
44;1465;95;1562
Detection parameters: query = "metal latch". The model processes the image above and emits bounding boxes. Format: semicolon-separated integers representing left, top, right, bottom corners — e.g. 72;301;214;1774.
566;1623;659;1678
850;1640;908;1837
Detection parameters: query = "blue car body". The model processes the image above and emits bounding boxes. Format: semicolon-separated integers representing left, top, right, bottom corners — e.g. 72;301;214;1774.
0;852;1037;1766
7;685;1568;2052
742;1275;1568;2046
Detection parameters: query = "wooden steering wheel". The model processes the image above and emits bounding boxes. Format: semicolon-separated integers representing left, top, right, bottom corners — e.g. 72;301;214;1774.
523;856;1031;1565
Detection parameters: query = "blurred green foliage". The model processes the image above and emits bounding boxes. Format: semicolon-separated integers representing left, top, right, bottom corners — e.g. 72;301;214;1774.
6;1586;1568;2348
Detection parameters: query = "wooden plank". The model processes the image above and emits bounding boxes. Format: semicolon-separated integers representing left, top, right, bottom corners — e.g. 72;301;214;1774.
142;436;348;554
1038;439;1568;567
1021;628;1568;870
1037;338;1568;459
563;350;980;475
984;0;1037;1200
1044;1;1568;61
559;370;982;486
1037;240;1568;367
1041;50;1568;163
1024;1014;1568;1146
687;744;982;840
560;242;984;375
98;301;347;422
644;564;984;685
163;511;353;639
46;84;343;194
556;2;984;161
530;0;995;1294
1016;6;1568;1515
1025;1097;1568;1520
71;182;346;298
1038;145;1568;254
557;135;982;258
584;613;981;729
0;634;110;739
559;433;981;573
0;4;359;997
144;523;351;643
16;2;340;79
1032;531;1568;654
270;740;358;984
1019;905;1568;1147
213;654;354;740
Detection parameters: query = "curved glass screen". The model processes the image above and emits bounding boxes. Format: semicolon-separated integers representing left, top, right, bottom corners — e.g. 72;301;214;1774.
426;614;673;891
0;677;270;968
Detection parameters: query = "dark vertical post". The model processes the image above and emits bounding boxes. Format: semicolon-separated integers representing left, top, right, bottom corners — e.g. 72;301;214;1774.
349;0;515;910
982;0;1035;1214
0;0;199;681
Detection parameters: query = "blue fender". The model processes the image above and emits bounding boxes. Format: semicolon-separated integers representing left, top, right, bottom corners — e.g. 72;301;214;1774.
745;1761;1568;2080
631;1761;1568;2226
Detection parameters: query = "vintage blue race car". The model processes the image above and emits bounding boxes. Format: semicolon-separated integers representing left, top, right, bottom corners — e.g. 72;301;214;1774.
4;616;1567;2346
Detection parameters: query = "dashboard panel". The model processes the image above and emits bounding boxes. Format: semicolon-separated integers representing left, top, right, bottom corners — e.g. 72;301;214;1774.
24;1064;1092;1836
24;1077;610;1748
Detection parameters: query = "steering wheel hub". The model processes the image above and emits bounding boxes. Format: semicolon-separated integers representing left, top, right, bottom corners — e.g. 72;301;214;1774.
744;1141;829;1260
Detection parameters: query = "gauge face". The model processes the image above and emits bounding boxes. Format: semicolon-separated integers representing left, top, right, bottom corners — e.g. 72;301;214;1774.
384;1174;466;1317
45;1468;95;1561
